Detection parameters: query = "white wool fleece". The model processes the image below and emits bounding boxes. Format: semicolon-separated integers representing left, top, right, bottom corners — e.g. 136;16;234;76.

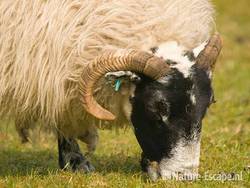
0;0;214;133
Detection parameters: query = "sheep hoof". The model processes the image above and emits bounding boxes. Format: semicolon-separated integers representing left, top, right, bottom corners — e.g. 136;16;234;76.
68;153;95;173
58;135;95;173
74;160;95;173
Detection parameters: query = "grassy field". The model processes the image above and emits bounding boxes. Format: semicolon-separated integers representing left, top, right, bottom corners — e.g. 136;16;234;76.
0;0;250;187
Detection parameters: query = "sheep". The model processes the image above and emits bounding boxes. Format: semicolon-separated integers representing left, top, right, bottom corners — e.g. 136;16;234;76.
0;0;222;180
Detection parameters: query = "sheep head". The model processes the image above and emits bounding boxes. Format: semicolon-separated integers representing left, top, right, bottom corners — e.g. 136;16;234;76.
78;33;222;180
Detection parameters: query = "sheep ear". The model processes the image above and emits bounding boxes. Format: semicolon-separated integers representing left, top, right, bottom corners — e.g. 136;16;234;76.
105;71;141;83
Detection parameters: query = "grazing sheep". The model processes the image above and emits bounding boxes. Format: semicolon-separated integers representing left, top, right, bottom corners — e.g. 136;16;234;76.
0;0;222;180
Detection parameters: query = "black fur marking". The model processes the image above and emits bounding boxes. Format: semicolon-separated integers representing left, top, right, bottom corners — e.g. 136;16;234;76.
141;152;150;172
131;66;213;167
58;133;94;172
184;51;196;61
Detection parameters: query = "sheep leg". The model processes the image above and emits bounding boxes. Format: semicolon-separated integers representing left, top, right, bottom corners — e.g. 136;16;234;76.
58;133;95;173
15;118;31;143
78;125;99;154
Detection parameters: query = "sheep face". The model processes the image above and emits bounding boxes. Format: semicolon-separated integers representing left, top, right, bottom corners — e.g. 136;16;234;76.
130;42;215;180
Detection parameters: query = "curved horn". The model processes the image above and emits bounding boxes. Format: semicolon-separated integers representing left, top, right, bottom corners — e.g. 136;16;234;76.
196;32;222;71
79;50;170;120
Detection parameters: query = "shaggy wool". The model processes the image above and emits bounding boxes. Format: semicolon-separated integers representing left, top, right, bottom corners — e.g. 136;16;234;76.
0;0;214;136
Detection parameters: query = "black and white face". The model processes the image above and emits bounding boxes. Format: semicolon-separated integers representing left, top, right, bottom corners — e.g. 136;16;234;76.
130;42;215;180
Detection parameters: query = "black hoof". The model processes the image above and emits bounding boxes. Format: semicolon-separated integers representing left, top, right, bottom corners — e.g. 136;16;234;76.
58;134;95;173
67;152;95;173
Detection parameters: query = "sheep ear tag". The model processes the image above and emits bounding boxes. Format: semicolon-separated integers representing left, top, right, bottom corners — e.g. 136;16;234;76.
105;71;139;92
114;79;121;92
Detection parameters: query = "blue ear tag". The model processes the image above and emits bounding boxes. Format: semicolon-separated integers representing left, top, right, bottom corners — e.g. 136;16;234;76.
114;79;121;92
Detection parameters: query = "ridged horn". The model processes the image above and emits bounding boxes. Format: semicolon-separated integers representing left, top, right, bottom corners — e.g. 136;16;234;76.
79;49;170;120
196;32;222;70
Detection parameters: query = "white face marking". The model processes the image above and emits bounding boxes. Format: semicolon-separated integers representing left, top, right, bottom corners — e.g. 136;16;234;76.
161;115;169;123
171;62;195;78
193;41;208;58
159;136;201;180
189;85;196;105
155;41;186;61
154;41;194;78
190;94;196;105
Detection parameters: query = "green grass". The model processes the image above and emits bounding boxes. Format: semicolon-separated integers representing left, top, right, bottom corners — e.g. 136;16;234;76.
0;0;250;187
